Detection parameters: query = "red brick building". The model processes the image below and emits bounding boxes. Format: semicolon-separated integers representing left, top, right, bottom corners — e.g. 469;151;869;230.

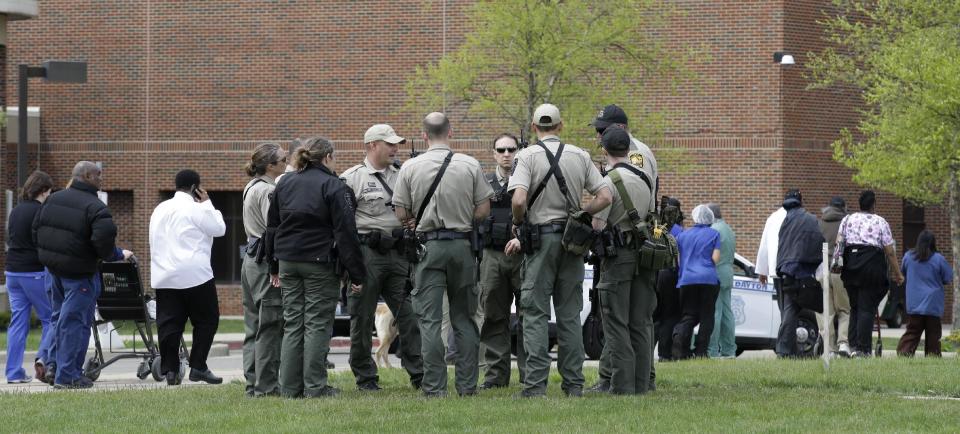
1;1;951;320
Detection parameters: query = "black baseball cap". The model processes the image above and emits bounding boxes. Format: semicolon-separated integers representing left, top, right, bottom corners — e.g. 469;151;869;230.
829;196;846;209
783;189;802;207
591;104;628;131
601;127;631;153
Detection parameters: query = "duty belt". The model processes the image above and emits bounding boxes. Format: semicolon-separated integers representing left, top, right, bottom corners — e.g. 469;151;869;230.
536;221;566;234
419;230;470;241
358;229;404;252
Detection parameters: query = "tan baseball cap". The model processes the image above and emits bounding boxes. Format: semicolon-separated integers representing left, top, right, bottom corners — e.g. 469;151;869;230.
533;104;562;127
364;124;406;144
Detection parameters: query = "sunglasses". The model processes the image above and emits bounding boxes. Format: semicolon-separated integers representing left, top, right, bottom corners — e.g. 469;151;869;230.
495;147;518;154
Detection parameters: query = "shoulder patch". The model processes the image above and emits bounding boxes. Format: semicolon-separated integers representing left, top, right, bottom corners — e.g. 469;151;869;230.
630;154;644;168
342;164;364;176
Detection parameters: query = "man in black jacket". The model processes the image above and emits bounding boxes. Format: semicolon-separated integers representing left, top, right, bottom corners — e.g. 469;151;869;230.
33;161;132;389
774;189;824;358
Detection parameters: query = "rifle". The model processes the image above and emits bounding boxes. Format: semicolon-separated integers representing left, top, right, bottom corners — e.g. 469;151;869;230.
410;138;421;159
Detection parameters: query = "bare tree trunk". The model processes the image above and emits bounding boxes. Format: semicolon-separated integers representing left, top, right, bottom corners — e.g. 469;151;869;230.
950;169;960;330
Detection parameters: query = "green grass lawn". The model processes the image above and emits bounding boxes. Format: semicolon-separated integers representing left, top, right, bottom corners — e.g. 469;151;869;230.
1;358;958;432
1;320;245;353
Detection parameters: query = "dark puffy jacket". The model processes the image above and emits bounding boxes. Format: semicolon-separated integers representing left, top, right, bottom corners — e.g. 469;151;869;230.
776;206;825;276
819;205;845;257
33;181;121;278
265;164;365;284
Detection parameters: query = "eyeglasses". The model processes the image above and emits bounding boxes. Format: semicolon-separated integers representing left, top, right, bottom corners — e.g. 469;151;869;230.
495;147;518;154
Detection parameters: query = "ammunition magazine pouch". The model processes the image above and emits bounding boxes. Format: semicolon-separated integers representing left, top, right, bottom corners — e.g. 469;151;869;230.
609;169;678;271
518;222;541;254
484;219;513;250
562;211;596;256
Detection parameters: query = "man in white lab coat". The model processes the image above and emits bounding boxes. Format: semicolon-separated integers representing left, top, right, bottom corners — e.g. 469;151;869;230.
150;169;226;386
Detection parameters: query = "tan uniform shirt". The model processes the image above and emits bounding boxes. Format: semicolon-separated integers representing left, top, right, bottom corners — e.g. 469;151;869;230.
508;136;607;225
394;144;494;233
596;164;654;231
242;175;276;238
340;159;401;234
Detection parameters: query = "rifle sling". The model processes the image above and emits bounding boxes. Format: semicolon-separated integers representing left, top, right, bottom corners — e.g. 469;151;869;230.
416;151;455;222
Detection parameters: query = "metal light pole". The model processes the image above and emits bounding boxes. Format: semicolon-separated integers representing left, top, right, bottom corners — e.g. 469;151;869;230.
16;60;87;196
774;52;795;146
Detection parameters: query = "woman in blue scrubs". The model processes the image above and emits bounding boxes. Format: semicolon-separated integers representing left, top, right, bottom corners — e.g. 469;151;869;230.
4;171;55;383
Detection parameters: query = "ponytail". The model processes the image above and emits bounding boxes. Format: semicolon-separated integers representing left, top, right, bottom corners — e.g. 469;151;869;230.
246;142;283;177
293;137;335;172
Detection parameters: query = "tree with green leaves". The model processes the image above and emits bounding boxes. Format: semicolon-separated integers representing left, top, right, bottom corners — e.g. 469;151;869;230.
405;0;691;145
808;0;960;328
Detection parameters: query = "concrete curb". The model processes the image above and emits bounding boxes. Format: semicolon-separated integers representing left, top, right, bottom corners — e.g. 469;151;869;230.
0;343;230;365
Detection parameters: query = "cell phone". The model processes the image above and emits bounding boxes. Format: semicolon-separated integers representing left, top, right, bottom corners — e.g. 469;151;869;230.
191;184;201;201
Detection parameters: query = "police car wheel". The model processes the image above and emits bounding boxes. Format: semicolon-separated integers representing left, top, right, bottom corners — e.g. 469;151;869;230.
795;314;823;358
83;358;101;382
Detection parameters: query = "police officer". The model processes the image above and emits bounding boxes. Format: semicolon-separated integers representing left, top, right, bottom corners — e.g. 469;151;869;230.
591;104;657;208
478;133;526;389
507;104;611;398
588;105;660;392
593;127;657;394
341;124;424;391
240;142;287;397
266;137;365;398
393;112;493;398
33;161;134;389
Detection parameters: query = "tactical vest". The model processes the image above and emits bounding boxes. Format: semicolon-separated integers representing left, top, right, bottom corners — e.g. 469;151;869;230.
485;172;514;249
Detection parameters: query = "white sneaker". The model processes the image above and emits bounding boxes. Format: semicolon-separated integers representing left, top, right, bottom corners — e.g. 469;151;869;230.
838;343;851;357
7;377;33;384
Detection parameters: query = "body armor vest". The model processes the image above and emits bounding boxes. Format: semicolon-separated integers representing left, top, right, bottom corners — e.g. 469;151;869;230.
485;172;514;249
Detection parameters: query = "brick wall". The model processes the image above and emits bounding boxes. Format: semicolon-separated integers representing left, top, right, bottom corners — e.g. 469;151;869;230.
3;1;951;321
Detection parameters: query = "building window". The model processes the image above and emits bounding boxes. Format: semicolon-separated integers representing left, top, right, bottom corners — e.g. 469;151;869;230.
209;192;244;284
902;201;925;250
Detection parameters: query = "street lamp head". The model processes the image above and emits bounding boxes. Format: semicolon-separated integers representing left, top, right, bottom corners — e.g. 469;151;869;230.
42;61;87;83
773;51;795;66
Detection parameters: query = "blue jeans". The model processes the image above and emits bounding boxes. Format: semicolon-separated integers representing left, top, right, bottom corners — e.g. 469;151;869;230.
4;271;55;381
49;274;101;384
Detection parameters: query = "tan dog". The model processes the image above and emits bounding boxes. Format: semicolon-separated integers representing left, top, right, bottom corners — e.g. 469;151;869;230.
374;304;399;369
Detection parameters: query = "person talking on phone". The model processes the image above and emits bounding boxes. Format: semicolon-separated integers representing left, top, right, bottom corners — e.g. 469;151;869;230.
149;169;226;385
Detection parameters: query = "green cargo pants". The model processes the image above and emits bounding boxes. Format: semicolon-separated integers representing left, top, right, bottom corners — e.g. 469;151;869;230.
241;255;283;396
278;261;339;398
521;233;585;395
412;239;479;396
348;246;423;387
708;282;737;358
479;248;525;386
598;248;657;394
597;287;657;391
